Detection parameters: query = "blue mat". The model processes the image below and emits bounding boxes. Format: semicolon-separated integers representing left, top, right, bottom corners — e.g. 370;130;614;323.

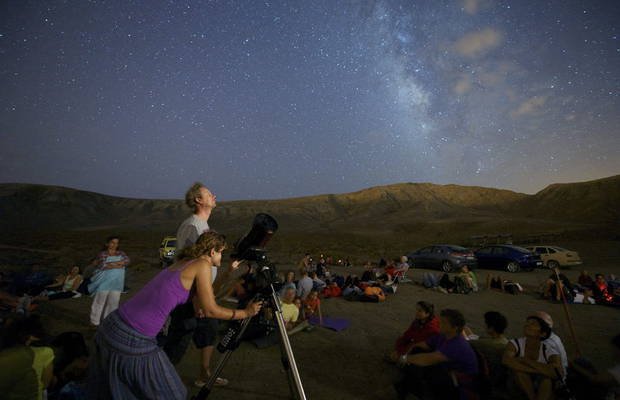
308;316;351;331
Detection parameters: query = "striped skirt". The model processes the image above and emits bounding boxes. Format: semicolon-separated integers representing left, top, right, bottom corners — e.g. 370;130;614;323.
87;311;188;400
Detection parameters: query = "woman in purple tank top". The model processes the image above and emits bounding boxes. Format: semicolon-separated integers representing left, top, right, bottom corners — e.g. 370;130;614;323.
88;231;263;400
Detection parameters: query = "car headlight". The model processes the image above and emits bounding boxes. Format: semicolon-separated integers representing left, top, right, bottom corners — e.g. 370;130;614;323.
166;250;175;256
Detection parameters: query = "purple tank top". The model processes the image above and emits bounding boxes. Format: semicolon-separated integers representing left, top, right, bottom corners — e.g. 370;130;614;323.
118;266;190;337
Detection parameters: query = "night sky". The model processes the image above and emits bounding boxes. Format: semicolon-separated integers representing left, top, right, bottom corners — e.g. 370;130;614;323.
1;1;618;200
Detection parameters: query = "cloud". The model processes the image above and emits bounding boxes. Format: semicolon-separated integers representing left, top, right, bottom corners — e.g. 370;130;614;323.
461;0;492;15
454;28;503;58
454;75;472;95
511;96;548;118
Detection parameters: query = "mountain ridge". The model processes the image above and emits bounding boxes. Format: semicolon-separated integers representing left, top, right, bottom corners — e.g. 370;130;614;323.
0;175;618;233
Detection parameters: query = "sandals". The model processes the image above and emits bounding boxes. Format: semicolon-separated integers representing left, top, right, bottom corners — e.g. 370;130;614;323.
194;377;229;388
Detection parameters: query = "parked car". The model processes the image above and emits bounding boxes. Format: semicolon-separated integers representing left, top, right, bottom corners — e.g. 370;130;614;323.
525;246;583;269
159;236;177;267
407;244;477;272
474;245;543;273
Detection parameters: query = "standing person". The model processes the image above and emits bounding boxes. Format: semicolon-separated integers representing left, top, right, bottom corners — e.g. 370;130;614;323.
161;182;231;387
88;231;262;400
88;236;130;328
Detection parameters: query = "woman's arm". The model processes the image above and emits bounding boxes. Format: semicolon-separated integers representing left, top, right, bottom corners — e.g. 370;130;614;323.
502;342;540;374
70;275;83;291
520;355;563;378
406;351;447;367
195;261;261;320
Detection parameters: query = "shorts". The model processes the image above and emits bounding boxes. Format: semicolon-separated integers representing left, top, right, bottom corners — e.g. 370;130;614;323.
192;317;219;349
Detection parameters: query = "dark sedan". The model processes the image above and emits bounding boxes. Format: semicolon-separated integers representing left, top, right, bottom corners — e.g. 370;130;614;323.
407;245;477;272
474;245;543;272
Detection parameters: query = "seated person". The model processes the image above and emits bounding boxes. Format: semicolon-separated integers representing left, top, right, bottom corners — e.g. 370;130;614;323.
362;285;386;302
437;273;456;293
310;272;326;291
342;277;362;297
486;274;523;295
279;270;297;298
570;333;620;400
303;290;322;324
293;296;304;320
389;301;439;362
296;269;314;300
280;288;309;335
421;272;439;289
322;281;342;298
577;270;595;290
37;266;83;301
468;312;509;392
534;311;568;377
47;331;89;400
314;256;327;277
394;309;478;399
541;269;574;302
384;259;397;280
361;263;375;282
593;274;615;304
0;314;55;400
457;265;478;292
502;315;563;400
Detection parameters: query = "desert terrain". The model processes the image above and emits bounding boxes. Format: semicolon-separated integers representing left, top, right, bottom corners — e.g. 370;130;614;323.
1;175;619;399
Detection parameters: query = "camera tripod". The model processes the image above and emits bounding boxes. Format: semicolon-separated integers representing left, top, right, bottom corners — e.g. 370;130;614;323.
192;284;307;400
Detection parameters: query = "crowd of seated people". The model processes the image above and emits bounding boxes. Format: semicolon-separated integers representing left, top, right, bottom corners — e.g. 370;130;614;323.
540;269;620;306
1;266;86;320
388;298;620;400
0;314;90;400
421;266;480;294
248;254;408;306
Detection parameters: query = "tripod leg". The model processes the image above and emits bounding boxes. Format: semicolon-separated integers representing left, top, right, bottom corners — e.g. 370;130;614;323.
192;316;253;400
270;288;307;400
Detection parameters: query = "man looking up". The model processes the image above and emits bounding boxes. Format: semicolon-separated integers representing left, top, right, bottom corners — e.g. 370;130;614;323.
161;182;233;387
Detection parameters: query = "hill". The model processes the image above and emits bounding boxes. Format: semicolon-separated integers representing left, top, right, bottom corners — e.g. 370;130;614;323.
0;175;618;237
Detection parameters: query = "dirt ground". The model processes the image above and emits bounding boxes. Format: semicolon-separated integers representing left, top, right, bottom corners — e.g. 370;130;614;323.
16;239;620;399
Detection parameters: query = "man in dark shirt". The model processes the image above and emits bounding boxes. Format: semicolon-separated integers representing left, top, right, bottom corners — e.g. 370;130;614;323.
395;308;478;399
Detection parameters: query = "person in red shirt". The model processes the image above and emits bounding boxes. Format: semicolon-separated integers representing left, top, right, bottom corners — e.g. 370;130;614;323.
303;290;323;324
389;301;440;362
322;281;342;298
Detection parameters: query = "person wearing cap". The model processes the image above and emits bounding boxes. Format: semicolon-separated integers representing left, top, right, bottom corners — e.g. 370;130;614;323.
503;315;563;400
535;311;569;378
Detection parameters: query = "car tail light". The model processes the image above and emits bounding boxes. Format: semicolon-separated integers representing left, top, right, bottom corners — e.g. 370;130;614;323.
451;252;469;257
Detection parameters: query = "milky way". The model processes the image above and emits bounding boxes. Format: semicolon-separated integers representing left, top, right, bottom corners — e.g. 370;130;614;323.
1;0;618;200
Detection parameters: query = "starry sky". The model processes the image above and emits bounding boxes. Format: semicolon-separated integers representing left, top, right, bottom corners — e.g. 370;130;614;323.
1;0;619;200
